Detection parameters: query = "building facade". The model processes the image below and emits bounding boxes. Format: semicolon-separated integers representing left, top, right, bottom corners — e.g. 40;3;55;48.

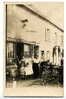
6;3;64;66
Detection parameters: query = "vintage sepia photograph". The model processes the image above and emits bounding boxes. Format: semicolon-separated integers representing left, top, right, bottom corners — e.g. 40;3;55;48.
5;2;64;96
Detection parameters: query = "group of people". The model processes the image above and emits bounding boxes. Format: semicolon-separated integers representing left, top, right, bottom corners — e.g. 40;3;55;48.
15;53;49;79
14;49;64;80
15;56;40;78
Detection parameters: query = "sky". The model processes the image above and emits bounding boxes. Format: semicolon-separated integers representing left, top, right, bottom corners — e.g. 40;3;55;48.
27;2;64;30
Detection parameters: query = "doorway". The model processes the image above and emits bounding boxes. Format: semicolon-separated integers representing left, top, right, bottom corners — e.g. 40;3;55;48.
16;42;24;60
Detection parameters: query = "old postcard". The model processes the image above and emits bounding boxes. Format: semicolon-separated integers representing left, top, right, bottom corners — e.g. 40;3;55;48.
4;2;64;97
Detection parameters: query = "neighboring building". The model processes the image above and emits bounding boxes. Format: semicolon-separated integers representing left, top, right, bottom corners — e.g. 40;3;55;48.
6;4;64;66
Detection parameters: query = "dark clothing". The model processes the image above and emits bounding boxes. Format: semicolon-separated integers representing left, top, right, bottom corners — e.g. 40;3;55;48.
15;58;21;78
59;66;63;84
32;63;39;78
40;61;48;73
61;59;64;66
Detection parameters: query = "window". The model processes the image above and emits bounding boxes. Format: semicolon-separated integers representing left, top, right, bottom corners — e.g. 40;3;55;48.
34;45;39;58
7;42;15;65
45;28;50;41
7;43;14;58
24;44;33;58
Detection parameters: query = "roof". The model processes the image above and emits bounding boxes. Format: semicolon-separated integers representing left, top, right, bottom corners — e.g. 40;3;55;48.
17;4;64;32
